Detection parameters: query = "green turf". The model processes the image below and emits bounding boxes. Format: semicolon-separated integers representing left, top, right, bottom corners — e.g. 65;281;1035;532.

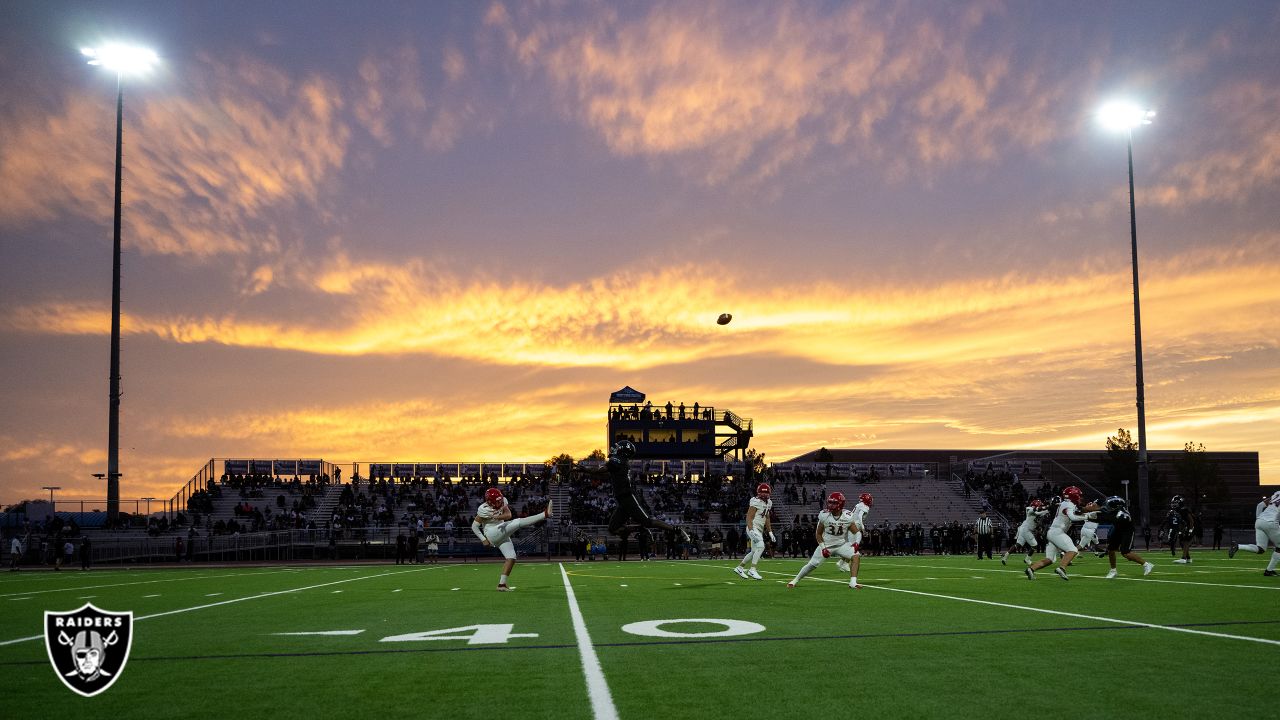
0;552;1275;718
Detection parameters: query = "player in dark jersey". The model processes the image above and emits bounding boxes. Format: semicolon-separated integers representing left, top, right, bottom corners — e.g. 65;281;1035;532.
1099;496;1154;578
581;441;691;546
1168;495;1196;564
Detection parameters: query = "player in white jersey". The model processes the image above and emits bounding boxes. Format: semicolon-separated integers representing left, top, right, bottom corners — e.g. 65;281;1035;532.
1001;499;1048;566
1026;486;1097;581
1228;490;1280;577
788;492;863;589
1078;499;1102;554
734;483;776;580
471;487;552;591
836;493;872;578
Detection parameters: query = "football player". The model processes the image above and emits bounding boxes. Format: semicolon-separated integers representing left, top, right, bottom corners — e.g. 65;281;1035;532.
587;441;691;544
471;487;552;591
1026;485;1097;581
836;493;872;578
1097;496;1154;578
1228;490;1280;577
1078;500;1102;554
788;492;862;589
734;483;776;581
1168;495;1196;564
1001;499;1048;566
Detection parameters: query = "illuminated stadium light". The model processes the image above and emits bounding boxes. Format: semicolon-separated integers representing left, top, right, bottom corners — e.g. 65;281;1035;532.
1097;101;1156;132
81;44;159;75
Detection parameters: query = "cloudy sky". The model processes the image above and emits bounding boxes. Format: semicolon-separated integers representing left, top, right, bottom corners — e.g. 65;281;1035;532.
2;0;1278;506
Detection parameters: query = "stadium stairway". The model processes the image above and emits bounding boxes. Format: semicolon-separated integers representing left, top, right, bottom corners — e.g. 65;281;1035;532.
773;478;1004;529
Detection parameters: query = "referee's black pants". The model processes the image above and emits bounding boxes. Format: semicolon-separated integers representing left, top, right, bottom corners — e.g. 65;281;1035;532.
977;535;993;559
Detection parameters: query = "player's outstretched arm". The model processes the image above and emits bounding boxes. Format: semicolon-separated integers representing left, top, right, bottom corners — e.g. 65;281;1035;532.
471;518;491;546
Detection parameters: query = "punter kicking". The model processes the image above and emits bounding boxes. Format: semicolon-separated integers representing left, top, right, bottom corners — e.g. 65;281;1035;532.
471;487;552;591
1002;499;1048;565
789;492;862;589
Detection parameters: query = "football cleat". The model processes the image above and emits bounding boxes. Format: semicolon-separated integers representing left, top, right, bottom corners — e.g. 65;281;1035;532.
1025;568;1036;580
1228;543;1238;559
1142;562;1154;576
1264;570;1277;577
1105;569;1118;579
849;582;861;589
786;582;796;589
497;584;512;592
747;568;763;581
733;566;749;580
1054;567;1069;581
1173;558;1190;564
1000;553;1008;565
836;559;851;573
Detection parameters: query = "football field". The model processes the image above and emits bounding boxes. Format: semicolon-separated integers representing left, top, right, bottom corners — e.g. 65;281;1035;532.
1;552;1275;718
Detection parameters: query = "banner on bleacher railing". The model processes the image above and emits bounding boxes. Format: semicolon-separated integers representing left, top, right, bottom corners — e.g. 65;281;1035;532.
708;461;726;475
368;463;391;479
273;460;297;476
458;463;479;477
438;463;459;478
683;460;705;475
577;460;604;471
727;462;746;475
224;459;249;475
298;459;322;475
388;463;412;478
249;459;271;475
412;463;435;477
827;463;852;478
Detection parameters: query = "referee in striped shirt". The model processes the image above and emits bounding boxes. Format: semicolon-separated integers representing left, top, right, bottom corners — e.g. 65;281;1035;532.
976;510;994;559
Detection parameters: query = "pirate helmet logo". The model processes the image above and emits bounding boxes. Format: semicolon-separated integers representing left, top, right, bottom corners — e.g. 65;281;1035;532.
44;603;133;697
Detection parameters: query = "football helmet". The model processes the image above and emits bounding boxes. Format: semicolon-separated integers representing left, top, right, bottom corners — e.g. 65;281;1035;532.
484;487;505;510
756;482;771;499
1029;499;1044;510
1169;494;1185;510
827;491;846;514
1103;496;1126;513
859;492;873;507
609;440;636;463
1062;486;1083;504
1270;490;1280;506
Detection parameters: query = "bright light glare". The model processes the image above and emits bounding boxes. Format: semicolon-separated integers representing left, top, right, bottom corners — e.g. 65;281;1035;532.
1098;101;1156;132
81;44;159;75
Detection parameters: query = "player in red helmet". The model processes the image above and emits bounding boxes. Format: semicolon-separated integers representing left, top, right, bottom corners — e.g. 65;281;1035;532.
1002;498;1048;565
836;492;873;579
1027;486;1098;581
859;492;873;507
734;483;776;581
471;486;553;591
789;492;863;589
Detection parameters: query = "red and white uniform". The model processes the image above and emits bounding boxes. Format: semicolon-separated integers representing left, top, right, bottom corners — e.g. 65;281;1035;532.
473;499;544;560
746;496;772;540
809;509;858;563
1046;499;1092;561
1016;505;1047;548
849;501;870;548
1251;492;1280;548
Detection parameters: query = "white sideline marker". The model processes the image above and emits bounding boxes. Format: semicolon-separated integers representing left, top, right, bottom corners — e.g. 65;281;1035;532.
559;564;619;720
273;630;365;636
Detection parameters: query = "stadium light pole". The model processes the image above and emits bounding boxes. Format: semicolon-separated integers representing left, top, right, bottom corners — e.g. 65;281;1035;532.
1098;100;1156;529
82;44;159;524
41;486;62;510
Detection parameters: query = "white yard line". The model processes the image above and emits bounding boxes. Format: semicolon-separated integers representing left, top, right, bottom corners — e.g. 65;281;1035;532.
0;566;439;647
871;561;1280;591
558;563;619;720
0;567;305;599
756;569;1280;647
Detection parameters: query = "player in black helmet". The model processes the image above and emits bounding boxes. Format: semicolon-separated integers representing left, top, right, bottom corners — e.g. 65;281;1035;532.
1098;496;1154;578
581;440;691;546
1167;495;1196;564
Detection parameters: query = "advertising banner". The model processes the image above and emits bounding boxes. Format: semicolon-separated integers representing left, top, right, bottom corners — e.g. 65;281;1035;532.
298;459;322;475
224;459;249;475
273;460;297;476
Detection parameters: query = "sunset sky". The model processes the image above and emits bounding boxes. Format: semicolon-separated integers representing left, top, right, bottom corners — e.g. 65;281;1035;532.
2;1;1279;506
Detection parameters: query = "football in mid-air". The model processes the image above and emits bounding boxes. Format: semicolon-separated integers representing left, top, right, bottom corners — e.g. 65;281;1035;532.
716;313;733;325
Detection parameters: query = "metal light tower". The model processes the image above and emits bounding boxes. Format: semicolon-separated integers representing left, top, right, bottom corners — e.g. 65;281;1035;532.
83;44;158;523
1098;100;1156;527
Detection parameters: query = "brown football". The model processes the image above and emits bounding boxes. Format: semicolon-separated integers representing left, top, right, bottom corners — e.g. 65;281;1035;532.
717;313;733;325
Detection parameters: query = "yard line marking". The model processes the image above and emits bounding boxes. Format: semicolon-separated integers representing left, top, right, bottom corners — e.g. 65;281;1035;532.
755;569;1280;647
8;597;32;601
205;593;223;597
873;561;1280;591
558;563;619;720
143;594;161;598
0;566;440;648
272;630;365;636
79;595;96;599
0;568;304;598
392;589;402;593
